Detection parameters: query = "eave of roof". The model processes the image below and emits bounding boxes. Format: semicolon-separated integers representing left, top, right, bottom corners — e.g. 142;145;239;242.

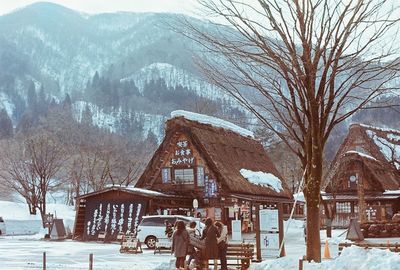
77;186;187;200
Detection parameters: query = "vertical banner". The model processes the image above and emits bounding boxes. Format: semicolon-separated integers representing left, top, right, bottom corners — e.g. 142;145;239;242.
231;220;242;241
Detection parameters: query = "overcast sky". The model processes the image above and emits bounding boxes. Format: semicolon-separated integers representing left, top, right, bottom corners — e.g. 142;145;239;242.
0;0;200;16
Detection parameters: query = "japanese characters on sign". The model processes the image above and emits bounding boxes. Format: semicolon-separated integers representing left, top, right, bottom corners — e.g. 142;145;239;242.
197;166;205;186
162;168;171;183
205;176;218;197
171;140;195;166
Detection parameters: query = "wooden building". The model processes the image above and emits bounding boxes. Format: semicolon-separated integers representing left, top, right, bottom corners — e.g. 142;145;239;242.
135;111;295;231
322;123;400;227
73;186;190;241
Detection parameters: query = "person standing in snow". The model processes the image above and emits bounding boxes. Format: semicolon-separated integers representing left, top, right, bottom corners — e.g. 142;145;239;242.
215;221;228;270
186;221;198;267
165;220;174;238
200;218;220;269
171;220;190;270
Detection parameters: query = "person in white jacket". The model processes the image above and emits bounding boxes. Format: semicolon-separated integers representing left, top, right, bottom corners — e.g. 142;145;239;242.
215;221;228;270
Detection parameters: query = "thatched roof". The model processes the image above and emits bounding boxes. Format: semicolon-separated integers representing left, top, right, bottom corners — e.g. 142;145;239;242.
137;115;292;199
324;123;400;191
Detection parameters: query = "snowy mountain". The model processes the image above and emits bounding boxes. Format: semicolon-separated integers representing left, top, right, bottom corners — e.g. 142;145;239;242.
0;2;245;139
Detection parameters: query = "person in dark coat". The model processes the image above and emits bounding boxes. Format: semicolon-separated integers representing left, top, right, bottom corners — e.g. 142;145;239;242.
215;221;228;270
201;218;220;261
172;220;189;269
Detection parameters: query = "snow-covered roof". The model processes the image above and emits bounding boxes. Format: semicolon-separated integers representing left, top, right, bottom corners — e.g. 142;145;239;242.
124;187;170;197
293;192;305;202
383;190;400;195
240;169;283;193
345;150;377;161
84;185;174;198
364;128;400;169
359;123;400;135
171;110;254;138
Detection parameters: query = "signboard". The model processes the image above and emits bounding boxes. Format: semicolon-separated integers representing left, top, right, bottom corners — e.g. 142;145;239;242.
83;200;147;241
260;233;280;258
197;167;205;186
231;220;242;241
215;208;222;220
204;176;218;198
228;207;235;218
171;140;195;165
161;168;171;183
258;208;280;259
260;209;279;231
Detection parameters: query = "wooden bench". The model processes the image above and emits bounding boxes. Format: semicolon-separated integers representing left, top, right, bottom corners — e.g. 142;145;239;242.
338;242;400;255
154;237;172;254
120;236;143;254
209;243;255;270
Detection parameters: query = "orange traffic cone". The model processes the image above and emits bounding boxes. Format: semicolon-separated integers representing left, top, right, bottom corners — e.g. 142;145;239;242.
324;239;331;259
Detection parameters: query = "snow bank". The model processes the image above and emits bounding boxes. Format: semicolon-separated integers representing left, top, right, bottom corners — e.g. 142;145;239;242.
171;110;254;138
0;201;75;235
240;169;283;192
309;246;400;270
250;246;400;270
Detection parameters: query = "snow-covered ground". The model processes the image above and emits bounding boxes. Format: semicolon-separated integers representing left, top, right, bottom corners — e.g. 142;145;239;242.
0;200;75;235
0;201;399;269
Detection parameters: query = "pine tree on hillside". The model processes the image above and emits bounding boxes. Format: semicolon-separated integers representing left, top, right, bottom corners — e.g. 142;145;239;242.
27;81;38;114
37;85;48;117
81;104;93;126
0;109;13;139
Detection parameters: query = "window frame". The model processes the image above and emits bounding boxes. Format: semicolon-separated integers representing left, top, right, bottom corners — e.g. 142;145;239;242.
173;168;195;184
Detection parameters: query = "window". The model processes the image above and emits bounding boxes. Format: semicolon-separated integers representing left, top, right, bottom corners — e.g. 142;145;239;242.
197;167;205;187
174;169;194;184
162;168;171;183
336;202;351;213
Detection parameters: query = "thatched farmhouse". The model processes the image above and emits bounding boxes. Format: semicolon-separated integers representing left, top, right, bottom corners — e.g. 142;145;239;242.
322;123;400;228
136;110;296;231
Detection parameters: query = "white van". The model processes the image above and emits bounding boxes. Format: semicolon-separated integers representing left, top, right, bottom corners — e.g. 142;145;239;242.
0;217;6;235
137;215;204;249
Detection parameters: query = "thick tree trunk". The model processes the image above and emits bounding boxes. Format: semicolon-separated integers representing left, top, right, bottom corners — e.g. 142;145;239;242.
326;220;332;238
304;133;323;262
306;205;321;261
28;204;36;215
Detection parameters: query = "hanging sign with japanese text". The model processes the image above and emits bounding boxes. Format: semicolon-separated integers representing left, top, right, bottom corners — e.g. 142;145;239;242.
204;176;218;197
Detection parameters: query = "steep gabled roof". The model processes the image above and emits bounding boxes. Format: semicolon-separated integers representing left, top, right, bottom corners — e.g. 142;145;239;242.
324;123;400;191
137;114;292;199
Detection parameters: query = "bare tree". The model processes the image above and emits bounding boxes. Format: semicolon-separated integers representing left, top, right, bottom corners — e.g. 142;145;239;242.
183;0;400;261
0;139;40;215
0;132;67;226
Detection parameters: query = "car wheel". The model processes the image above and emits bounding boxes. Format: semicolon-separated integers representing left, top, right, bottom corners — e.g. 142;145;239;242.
145;236;157;249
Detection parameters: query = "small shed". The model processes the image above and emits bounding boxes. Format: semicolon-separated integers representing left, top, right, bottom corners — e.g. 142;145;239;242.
50;219;66;240
73;186;190;242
